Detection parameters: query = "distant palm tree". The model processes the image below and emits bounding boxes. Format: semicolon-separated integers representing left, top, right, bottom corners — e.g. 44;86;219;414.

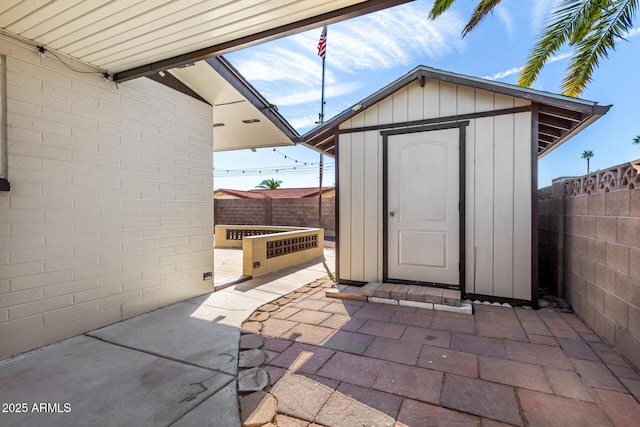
582;150;594;173
429;0;639;96
256;178;283;189
633;135;640;145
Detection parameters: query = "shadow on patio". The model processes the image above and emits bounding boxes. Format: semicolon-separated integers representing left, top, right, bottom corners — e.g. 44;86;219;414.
0;251;335;427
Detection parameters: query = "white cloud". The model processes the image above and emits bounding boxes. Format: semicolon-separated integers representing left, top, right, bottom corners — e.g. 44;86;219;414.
270;82;365;107
624;27;640;38
531;0;556;30
229;1;465;89
287;114;321;130
483;51;573;80
320;4;465;73
496;5;514;37
232;47;329;86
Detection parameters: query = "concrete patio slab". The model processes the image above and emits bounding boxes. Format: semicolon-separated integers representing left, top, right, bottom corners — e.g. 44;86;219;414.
0;335;234;427
172;380;240;427
89;302;241;374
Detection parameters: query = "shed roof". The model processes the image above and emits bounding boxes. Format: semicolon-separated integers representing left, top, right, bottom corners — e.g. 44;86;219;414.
299;65;611;158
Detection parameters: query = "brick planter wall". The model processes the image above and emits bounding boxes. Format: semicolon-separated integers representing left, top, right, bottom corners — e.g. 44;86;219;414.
538;160;640;368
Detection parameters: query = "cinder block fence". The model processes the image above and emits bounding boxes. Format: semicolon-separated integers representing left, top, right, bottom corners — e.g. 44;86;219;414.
538;160;640;368
214;197;335;236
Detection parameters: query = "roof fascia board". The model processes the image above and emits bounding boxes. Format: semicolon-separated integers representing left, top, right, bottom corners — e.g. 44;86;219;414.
300;66;611;154
416;66;608;114
113;0;414;82
301;66;610;142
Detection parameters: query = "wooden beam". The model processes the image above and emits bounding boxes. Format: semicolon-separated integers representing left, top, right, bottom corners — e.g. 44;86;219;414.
538;104;584;122
538;133;556;143
539;113;574;131
539;124;563;138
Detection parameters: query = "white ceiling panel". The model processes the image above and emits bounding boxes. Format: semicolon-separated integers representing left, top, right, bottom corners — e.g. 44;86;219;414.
0;0;410;78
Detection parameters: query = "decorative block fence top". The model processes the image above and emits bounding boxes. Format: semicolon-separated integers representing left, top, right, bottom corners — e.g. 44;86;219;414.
542;159;640;198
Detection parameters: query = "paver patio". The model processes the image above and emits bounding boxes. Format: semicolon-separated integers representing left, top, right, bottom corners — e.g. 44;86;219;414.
2;249;639;426
239;277;640;426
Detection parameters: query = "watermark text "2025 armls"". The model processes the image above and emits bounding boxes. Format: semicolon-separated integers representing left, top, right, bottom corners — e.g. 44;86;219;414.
2;403;71;413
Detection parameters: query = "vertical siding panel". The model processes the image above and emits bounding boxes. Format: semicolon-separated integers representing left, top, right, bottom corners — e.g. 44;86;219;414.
392;87;409;122
338;133;352;280
407;81;423;121
473;89;495;296
513;111;532;299
493;95;515;297
440;82;457;116
423;79;440;119
350;114;366;281
363;106;380;282
456;85;476;293
378;96;393;280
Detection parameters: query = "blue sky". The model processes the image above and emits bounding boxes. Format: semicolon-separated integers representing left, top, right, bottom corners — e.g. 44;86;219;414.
214;0;640;190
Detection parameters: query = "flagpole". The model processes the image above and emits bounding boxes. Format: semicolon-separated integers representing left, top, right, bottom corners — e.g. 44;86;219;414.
317;26;327;229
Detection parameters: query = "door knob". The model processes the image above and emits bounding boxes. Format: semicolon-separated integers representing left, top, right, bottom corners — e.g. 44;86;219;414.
389;211;395;217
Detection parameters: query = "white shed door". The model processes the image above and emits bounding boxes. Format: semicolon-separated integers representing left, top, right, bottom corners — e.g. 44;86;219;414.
387;129;459;286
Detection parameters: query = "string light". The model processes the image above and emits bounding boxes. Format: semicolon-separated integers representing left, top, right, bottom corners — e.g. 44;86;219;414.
271;148;318;166
214;163;335;177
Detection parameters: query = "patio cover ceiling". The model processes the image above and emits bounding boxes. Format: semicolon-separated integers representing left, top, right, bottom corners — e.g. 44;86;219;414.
0;0;412;152
299;66;611;158
0;0;412;80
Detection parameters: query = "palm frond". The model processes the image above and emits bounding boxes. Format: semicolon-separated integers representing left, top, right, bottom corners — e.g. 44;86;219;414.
429;0;457;19
462;0;503;36
518;0;601;89
563;0;638;96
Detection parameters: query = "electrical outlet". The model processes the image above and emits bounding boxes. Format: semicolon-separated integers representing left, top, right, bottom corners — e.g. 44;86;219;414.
203;272;212;281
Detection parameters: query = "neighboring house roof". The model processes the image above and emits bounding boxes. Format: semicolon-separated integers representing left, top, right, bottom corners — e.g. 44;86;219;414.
298;65;611;158
215;187;334;199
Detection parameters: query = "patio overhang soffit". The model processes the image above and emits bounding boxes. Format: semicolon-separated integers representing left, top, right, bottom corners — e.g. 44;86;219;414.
0;0;413;152
298;66;611;159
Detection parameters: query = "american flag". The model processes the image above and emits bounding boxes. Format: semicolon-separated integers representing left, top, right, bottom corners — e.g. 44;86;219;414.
317;26;327;59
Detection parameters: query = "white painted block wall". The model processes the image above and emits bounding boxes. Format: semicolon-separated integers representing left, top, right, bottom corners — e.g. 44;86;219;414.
0;36;214;359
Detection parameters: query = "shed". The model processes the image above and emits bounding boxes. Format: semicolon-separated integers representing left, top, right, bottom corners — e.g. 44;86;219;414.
300;66;610;305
